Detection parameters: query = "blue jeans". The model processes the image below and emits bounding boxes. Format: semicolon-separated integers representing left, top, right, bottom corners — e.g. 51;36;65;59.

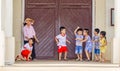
75;46;83;54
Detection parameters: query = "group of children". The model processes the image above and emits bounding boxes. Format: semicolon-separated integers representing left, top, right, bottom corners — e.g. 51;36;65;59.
15;18;107;62
55;26;107;62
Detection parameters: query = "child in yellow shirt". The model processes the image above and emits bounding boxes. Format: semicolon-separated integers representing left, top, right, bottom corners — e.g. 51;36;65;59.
100;31;107;62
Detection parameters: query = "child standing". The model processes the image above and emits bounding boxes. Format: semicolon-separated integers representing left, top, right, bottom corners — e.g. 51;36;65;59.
100;31;107;62
93;28;100;61
74;27;83;61
82;29;93;61
15;38;34;61
55;27;70;61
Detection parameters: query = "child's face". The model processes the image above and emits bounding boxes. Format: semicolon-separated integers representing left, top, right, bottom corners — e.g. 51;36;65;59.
100;34;104;38
29;39;33;45
83;30;87;36
94;31;98;35
77;31;82;35
26;21;32;26
61;29;66;34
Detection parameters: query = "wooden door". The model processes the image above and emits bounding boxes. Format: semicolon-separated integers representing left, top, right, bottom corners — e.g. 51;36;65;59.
25;0;57;59
25;0;92;59
59;0;92;59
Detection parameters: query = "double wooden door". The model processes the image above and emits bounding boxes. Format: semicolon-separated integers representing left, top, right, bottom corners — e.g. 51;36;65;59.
25;0;92;59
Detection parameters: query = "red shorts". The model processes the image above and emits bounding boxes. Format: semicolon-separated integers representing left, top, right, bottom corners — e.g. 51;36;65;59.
21;50;30;58
58;46;68;53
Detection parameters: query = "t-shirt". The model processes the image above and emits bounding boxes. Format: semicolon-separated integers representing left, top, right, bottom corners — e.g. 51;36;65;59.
21;43;33;51
100;37;107;49
85;35;92;48
93;35;100;49
56;34;67;46
75;34;83;46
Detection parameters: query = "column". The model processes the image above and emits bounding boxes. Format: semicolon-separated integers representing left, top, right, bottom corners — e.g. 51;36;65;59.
4;0;15;65
112;0;120;64
0;0;5;66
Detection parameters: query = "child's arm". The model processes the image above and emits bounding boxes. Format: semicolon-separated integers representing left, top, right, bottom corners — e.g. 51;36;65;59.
23;28;29;40
34;35;39;43
55;37;59;44
100;40;107;47
66;40;71;44
74;27;80;35
81;36;87;42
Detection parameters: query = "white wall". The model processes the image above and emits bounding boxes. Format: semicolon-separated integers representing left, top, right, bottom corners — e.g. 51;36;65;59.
106;0;114;61
13;0;22;56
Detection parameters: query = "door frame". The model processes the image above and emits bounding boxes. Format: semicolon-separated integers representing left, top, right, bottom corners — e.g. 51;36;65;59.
21;0;95;60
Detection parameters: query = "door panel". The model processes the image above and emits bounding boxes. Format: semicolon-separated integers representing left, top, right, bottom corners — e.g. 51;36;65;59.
25;0;57;59
25;0;92;59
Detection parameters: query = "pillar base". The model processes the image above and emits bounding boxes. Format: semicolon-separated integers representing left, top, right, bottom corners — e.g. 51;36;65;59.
5;37;15;65
112;38;120;64
0;31;5;66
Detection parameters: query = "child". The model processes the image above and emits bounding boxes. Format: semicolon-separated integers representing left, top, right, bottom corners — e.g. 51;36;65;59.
100;31;107;62
82;29;93;61
15;38;34;61
74;27;83;61
93;28;100;61
55;26;70;61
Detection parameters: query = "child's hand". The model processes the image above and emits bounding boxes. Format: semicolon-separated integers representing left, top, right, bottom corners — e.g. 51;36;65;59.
36;40;39;43
67;40;71;44
75;38;79;40
77;26;80;29
68;41;71;44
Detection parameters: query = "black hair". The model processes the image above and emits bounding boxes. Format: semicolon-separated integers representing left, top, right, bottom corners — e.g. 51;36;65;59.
24;23;27;26
60;26;66;32
84;28;89;34
28;38;34;42
94;28;100;34
100;31;106;38
77;28;83;32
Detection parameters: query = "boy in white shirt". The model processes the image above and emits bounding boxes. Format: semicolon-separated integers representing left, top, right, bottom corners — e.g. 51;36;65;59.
55;27;70;61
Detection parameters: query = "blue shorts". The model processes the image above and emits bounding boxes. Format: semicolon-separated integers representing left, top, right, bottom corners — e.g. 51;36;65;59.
75;46;83;54
94;49;100;55
85;47;92;53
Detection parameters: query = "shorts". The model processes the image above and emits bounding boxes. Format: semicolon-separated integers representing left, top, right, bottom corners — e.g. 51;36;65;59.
100;47;106;53
94;48;100;55
21;50;31;58
75;46;83;54
85;47;92;53
58;46;68;53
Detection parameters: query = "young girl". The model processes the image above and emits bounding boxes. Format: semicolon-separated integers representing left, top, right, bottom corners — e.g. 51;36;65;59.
100;31;107;62
82;29;93;61
15;38;34;61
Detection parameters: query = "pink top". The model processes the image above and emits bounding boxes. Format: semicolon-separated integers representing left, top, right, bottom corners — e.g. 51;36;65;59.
23;25;36;41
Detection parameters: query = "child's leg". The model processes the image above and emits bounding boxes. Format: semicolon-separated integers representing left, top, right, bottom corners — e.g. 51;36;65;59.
95;54;99;61
27;52;32;61
76;54;80;61
101;52;105;62
85;50;90;60
59;53;62;60
77;54;80;59
80;54;82;61
64;51;67;60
